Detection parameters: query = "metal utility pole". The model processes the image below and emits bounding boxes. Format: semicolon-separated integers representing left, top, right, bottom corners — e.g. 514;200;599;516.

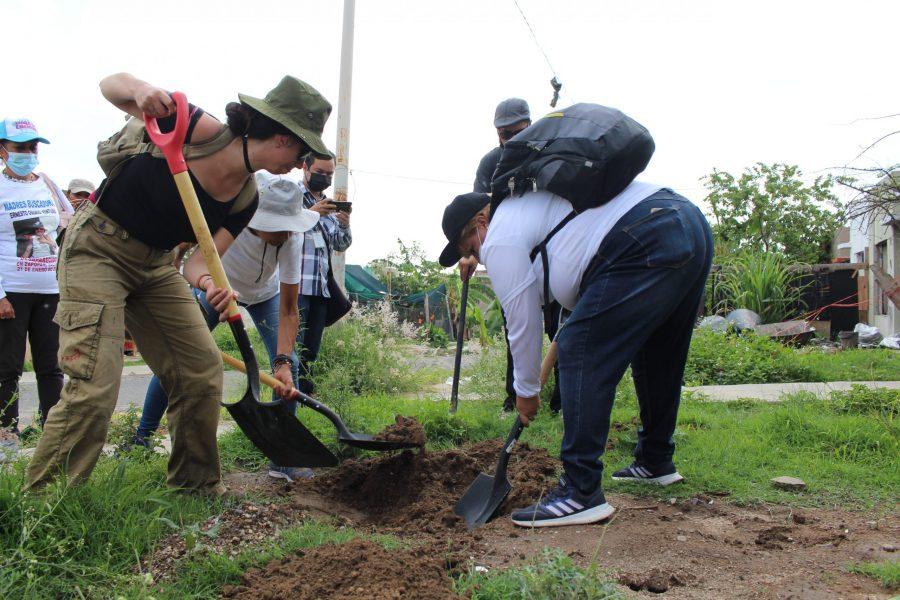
331;0;355;291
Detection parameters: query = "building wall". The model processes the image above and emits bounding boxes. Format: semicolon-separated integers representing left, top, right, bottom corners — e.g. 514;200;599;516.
847;208;899;334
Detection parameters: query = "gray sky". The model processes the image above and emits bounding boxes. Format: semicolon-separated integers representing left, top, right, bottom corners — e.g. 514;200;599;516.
5;0;899;264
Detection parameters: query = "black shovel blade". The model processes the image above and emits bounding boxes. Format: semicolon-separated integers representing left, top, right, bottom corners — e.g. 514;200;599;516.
453;417;525;528
454;472;512;527
225;389;337;467
338;432;422;451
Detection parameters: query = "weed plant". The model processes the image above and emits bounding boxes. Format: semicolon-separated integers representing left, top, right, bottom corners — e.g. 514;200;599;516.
456;549;624;599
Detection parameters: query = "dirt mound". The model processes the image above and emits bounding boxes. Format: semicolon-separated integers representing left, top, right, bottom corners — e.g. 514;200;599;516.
373;415;426;446
221;538;460;600
302;438;560;533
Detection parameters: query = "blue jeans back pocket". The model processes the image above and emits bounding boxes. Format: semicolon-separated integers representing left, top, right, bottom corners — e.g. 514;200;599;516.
623;205;695;269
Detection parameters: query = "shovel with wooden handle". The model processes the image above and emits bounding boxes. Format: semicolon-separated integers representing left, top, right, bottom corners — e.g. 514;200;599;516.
453;345;557;528
221;351;422;451
145;91;336;468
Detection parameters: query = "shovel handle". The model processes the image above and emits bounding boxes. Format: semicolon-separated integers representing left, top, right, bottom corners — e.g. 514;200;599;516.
220;350;354;437
540;341;558;388
221;351;282;390
144;93;240;322
450;277;469;414
494;416;525;479
143;91;190;175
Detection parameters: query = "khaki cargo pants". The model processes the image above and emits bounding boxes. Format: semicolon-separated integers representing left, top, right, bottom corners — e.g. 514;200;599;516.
26;203;224;493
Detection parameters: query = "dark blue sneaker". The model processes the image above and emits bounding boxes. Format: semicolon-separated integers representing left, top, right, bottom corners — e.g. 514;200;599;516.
511;476;615;528
267;465;314;482
611;461;684;486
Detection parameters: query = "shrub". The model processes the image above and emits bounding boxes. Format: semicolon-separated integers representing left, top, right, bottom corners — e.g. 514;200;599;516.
710;251;808;323
684;328;814;385
313;302;420;405
419;324;450;349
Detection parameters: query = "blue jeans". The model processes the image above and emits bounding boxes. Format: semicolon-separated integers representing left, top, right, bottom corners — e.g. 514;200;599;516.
135;290;299;441
297;294;328;394
556;190;713;494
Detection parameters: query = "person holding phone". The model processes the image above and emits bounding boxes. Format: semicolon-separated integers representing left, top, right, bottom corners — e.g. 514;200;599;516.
296;153;351;395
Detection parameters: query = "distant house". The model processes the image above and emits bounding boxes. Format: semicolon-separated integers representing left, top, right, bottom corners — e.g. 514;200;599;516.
847;185;899;335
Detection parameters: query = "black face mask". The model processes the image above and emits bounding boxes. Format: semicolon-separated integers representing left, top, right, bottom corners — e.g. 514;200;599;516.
307;172;332;193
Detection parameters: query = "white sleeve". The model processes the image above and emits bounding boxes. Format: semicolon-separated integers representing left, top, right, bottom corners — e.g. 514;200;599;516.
278;234;302;285
483;242;543;398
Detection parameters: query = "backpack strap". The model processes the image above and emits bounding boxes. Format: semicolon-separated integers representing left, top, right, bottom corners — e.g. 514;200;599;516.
38;173;73;229
528;210;577;329
229;176;258;215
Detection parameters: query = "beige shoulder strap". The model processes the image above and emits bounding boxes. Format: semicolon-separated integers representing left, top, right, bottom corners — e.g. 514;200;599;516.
39;173;73;228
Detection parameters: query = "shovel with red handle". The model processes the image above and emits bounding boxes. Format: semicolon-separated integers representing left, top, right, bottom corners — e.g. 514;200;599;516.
144;91;336;468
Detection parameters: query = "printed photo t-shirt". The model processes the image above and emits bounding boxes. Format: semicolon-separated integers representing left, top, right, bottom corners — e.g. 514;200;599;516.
0;175;65;297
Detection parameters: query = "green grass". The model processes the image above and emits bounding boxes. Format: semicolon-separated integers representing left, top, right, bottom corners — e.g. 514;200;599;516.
847;559;899;590
0;454;223;599
795;348;900;382
685;328;899;385
456;549;624;599
219;379;898;510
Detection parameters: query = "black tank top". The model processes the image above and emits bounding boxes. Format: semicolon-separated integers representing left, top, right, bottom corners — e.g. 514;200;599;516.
97;106;257;250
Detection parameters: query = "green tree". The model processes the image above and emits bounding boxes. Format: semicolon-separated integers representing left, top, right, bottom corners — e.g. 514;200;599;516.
367;239;445;296
703;163;843;264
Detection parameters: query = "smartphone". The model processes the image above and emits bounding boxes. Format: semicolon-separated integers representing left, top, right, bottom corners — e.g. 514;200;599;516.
331;201;353;213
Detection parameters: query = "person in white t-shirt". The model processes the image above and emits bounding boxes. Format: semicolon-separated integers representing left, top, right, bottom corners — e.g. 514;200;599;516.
439;185;713;528
134;172;320;482
0;117;72;435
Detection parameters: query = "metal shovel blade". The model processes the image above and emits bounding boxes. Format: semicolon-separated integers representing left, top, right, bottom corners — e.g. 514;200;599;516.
225;390;337;467
454;417;525;528
293;391;421;452
221;319;337;468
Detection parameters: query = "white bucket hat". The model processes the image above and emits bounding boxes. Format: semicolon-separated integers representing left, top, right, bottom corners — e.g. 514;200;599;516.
250;173;320;233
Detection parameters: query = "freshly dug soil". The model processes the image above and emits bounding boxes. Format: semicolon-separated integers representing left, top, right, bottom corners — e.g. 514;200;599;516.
221;538;460;600
303;438;560;533
372;415;426;447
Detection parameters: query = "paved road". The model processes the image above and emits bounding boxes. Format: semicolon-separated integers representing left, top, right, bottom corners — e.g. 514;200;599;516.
685;380;900;402
15;368;246;426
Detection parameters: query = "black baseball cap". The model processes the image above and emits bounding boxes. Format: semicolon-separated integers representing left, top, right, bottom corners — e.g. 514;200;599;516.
439;192;491;267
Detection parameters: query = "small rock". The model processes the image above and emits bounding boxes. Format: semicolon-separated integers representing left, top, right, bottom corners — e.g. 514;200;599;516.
677;535;688;542
668;497;677;505
866;521;878;530
771;476;806;491
882;544;897;552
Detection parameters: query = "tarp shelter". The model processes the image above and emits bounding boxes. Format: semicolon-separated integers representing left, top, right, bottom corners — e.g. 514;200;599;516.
344;264;454;335
345;264;388;303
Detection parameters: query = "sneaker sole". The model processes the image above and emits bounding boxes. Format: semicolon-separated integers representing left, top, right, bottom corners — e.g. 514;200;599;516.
512;503;615;528
267;470;295;483
611;472;684;486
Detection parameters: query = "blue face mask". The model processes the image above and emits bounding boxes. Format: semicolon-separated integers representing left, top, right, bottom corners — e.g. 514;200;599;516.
3;150;39;177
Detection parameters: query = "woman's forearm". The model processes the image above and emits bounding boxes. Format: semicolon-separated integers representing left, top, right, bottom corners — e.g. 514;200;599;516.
277;283;300;356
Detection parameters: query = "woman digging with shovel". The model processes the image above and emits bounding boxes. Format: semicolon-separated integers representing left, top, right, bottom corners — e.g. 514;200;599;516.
26;73;332;494
132;172;321;483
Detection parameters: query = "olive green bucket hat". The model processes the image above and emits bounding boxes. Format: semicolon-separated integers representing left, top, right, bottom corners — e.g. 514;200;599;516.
239;76;333;156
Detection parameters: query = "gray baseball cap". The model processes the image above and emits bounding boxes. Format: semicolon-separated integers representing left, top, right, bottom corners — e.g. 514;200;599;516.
493;98;531;128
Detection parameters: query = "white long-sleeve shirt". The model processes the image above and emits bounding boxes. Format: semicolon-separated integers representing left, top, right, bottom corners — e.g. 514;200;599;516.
481;181;662;397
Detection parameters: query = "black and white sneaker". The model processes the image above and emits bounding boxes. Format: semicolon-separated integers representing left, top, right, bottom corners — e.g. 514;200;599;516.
611;461;684;486
511;476;615;528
